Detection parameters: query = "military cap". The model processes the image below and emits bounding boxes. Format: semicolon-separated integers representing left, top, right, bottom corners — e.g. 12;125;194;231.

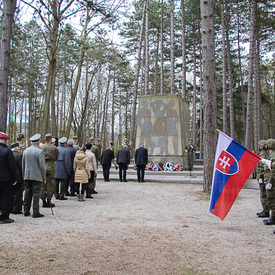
45;133;52;138
17;133;24;140
266;139;275;150
0;132;10;140
258;140;266;148
10;142;19;149
73;136;78;140
30;133;41;142
90;137;95;141
59;137;67;144
124;138;128;142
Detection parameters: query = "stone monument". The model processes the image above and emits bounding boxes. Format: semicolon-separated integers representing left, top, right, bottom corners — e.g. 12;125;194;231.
135;94;189;167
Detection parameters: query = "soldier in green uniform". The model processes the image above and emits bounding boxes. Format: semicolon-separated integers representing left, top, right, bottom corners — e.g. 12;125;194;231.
122;138;131;152
185;138;196;171
256;140;270;218
95;138;102;156
263;139;275;226
73;136;80;150
40;134;59;208
17;133;26;154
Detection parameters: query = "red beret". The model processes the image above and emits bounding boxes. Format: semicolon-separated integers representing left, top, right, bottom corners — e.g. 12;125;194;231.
0;132;10;140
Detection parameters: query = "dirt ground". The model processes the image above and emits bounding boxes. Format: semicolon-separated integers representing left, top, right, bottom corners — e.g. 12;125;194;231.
0;178;274;275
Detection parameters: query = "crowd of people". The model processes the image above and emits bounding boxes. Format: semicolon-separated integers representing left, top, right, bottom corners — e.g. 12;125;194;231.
0;132;148;224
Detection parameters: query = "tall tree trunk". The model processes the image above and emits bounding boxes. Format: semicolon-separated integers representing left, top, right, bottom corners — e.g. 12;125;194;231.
192;41;196;144
145;0;149;95
111;76;116;142
41;15;59;138
181;0;186;99
130;0;147;151
237;5;246;142
160;0;164;95
153;31;160;95
199;48;203;160
65;8;90;138
254;37;261;152
170;0;175;94
221;0;228;134
245;0;256;150
224;0;234;139
0;0;17;132
200;0;217;192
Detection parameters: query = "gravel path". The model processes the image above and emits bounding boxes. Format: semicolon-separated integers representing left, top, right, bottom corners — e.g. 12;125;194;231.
0;178;274;274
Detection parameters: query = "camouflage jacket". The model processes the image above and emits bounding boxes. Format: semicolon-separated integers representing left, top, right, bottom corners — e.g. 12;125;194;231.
256;150;269;181
92;144;101;162
41;142;59;170
265;150;275;185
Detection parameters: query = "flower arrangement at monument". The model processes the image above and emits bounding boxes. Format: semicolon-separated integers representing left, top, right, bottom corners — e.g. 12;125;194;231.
144;162;182;171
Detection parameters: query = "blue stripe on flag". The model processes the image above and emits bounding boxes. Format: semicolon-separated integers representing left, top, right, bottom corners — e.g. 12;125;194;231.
210;170;230;212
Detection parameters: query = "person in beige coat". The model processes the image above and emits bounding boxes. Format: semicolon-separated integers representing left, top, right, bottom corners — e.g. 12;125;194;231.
74;147;90;201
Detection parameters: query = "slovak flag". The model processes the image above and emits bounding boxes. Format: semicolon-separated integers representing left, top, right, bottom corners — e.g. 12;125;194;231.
210;131;261;220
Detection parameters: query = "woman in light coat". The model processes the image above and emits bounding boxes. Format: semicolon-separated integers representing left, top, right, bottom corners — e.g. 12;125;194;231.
73;147;90;201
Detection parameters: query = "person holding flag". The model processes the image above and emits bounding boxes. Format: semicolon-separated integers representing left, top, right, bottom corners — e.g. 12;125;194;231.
256;140;270;218
262;139;275;226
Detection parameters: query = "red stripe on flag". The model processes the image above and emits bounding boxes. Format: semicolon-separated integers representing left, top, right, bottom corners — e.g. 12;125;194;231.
211;150;260;220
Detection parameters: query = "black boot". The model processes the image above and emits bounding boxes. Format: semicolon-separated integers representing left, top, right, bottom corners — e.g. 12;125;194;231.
42;199;47;208
257;211;269;218
47;199;55;208
263;217;275;225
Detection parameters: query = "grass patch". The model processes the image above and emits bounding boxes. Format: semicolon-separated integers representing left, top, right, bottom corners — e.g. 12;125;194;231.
196;191;211;201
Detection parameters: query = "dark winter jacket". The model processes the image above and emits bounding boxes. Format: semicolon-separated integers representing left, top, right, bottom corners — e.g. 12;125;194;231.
0;143;17;183
67;145;77;172
12;150;23;182
116;148;130;165
135;146;148;166
100;148;115;166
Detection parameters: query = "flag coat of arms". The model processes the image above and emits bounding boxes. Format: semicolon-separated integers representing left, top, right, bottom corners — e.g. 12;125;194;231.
210;131;261;220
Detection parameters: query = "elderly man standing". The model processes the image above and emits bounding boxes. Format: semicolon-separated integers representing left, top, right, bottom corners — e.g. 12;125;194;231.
135;144;148;183
40;134;59;208
55;137;71;200
22;134;46;218
0;132;17;224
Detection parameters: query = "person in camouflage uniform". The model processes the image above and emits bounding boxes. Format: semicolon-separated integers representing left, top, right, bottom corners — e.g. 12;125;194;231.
122;138;131;152
40;134;59;207
256;140;270;218
17;133;26;154
263;139;275;226
95;138;102;156
185;138;196;171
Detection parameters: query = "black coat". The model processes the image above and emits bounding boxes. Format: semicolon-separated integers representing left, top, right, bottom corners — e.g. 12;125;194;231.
12;151;23;182
100;148;114;166
67;145;77;172
135;146;148;166
0;143;17;183
116;148;130;165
